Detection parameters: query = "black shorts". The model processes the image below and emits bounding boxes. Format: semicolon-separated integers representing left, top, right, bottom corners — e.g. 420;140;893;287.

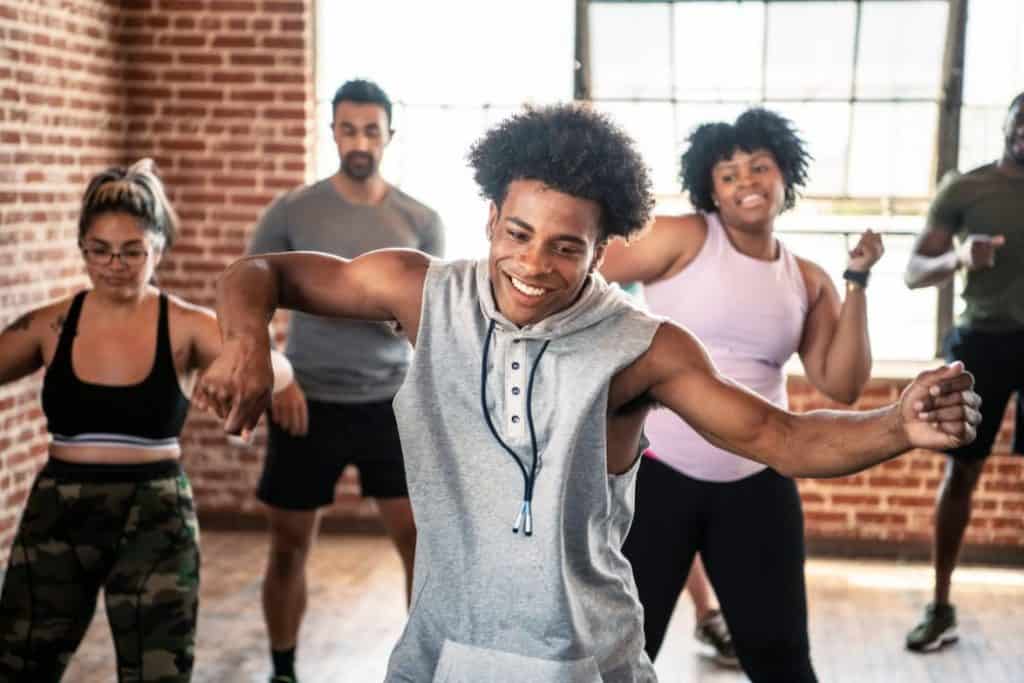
943;326;1024;463
257;398;408;510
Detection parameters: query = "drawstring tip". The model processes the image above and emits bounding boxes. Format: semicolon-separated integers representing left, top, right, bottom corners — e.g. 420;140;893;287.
512;501;533;536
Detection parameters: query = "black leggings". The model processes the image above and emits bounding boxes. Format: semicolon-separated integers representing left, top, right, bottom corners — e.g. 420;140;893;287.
623;456;817;683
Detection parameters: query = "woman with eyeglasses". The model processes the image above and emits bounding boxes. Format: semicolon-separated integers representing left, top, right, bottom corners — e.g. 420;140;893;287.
600;109;883;682
0;160;291;682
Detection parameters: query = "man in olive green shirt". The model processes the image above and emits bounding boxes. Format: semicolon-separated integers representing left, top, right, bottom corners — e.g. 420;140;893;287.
903;91;1024;652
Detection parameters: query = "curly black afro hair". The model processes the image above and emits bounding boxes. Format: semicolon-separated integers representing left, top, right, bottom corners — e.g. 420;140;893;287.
468;104;654;242
680;108;811;214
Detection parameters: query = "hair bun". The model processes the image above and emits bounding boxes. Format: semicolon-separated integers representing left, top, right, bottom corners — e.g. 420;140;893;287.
127;158;157;175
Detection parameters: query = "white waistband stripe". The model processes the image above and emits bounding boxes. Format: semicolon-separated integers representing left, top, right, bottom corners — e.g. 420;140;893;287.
50;433;180;451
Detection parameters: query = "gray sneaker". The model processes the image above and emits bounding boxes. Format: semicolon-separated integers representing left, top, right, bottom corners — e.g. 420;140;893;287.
694;609;740;668
906;602;958;652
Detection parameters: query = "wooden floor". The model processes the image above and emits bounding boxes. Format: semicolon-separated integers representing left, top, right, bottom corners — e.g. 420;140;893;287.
62;530;1023;682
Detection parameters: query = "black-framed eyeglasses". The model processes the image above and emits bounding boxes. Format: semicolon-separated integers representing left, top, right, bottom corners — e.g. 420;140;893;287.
80;245;150;267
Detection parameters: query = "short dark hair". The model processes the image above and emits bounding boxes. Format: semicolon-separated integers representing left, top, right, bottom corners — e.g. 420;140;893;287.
331;79;393;128
79;158;178;248
468;104;654;242
1009;91;1024;113
680;108;811;214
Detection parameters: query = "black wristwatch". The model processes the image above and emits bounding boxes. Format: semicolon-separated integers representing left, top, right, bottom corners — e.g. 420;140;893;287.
842;269;870;288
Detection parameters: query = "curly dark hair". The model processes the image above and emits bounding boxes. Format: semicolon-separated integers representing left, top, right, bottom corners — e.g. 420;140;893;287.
468;104;654;242
680;108;811;214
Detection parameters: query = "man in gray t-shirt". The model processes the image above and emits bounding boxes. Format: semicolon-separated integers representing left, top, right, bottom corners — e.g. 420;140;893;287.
247;79;443;683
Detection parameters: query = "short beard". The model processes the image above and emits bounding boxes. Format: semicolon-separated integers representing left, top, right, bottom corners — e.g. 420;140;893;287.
341;152;375;181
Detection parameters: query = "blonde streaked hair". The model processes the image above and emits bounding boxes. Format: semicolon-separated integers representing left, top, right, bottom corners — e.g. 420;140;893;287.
78;158;179;248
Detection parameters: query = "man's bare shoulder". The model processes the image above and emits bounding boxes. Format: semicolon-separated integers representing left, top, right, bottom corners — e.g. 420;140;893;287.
370;248;432;288
614;320;713;399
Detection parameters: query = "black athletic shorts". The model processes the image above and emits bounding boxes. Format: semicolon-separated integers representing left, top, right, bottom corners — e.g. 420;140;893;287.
943;326;1024;462
257;398;409;509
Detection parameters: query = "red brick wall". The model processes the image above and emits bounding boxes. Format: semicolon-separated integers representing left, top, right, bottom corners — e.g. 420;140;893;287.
791;376;1023;557
115;0;324;521
0;0;123;566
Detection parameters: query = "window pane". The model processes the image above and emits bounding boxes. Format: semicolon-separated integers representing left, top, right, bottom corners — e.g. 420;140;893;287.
958;105;1008;173
780;230;936;361
590;3;673;99
960;0;1024;170
764;2;856;100
767;102;851;196
675;103;749;147
673;1;765;102
866;233;939;361
318;0;573;105
391;105;492;260
848;103;937;197
962;0;1024;107
855;1;946;100
316;1;574;261
598;102;678;195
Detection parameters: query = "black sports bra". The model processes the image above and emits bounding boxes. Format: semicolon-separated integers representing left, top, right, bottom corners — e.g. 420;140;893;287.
41;291;190;450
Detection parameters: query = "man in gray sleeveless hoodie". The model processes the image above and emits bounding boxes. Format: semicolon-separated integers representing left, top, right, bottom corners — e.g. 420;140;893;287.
199;105;982;683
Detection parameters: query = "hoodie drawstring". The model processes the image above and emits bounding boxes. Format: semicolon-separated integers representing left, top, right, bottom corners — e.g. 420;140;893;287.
480;318;550;536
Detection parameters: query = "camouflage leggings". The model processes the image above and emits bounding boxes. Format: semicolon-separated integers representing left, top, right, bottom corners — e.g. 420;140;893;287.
0;458;200;682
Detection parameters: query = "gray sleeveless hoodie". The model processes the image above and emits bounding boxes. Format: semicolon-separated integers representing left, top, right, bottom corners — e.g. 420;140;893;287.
386;259;662;683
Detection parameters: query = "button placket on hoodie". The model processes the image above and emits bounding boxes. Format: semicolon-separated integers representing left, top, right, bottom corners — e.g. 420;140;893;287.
505;337;528;443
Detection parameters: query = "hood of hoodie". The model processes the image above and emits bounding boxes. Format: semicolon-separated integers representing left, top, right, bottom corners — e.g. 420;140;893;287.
474;258;635;341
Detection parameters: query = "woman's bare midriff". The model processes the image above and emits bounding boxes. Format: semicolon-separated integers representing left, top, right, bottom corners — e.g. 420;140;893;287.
50;443;181;465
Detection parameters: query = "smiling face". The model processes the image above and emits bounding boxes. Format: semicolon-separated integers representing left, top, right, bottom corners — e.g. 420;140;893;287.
710;148;786;231
486;179;605;327
80;212;161;300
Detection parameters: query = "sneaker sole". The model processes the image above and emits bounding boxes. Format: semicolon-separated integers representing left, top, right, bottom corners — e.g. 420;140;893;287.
696;649;742;668
695;643;741;669
907;625;959;653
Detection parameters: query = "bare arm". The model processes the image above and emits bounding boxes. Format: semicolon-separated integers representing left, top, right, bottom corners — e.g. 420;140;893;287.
0;308;49;385
798;230;883;404
180;301;293;391
196;249;430;433
797;263;870;405
904;224;958;289
599;215;703;285
646;323;979;478
904;225;1005;289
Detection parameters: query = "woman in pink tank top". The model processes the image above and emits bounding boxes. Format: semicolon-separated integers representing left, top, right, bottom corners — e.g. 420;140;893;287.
601;108;884;682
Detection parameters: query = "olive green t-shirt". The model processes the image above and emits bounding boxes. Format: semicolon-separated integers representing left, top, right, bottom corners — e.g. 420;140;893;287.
928;163;1024;331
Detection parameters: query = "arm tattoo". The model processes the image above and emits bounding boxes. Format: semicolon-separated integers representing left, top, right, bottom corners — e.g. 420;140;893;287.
4;312;33;333
50;314;66;335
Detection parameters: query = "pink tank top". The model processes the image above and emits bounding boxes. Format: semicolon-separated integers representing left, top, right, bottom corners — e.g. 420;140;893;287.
644;212;809;482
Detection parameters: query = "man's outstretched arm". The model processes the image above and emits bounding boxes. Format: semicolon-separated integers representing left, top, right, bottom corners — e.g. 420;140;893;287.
645;322;981;478
195;249;430;434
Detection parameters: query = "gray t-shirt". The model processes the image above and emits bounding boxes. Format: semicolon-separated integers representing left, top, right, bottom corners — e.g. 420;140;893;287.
249;178;444;403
